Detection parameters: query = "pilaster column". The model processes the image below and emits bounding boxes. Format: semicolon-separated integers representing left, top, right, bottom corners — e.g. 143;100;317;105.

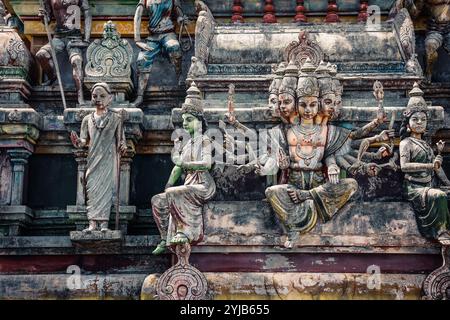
74;148;88;207
7;149;31;205
119;149;135;206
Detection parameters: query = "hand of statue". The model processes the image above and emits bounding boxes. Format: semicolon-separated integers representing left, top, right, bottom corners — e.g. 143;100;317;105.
38;8;49;23
70;131;81;148
254;163;262;176
119;141;127;156
177;15;189;25
377;129;395;142
434;155;443;171
328;164;340;184
225;112;237;125
136;41;151;51
277;149;290;170
365;163;382;177
376;144;393;159
287;187;300;204
348;161;363;176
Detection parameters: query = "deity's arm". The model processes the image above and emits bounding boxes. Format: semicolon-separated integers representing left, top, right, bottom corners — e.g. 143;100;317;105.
325;154;337;168
399;140;434;172
349;118;381;140
437;167;450;186
166;165;183;188
78;116;89;147
81;0;92;42
134;0;145;42
173;0;185;19
181;138;213;171
336;155;352;171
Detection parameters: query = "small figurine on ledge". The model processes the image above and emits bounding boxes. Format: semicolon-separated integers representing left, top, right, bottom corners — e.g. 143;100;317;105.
70;83;127;233
400;82;450;242
151;82;216;255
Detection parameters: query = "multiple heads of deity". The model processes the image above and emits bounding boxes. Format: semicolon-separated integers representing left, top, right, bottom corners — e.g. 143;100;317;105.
268;58;343;125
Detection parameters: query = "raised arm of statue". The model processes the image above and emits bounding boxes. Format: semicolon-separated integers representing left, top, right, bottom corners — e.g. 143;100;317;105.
81;0;92;42
174;0;186;24
399;139;435;172
134;0;144;42
165;165;183;190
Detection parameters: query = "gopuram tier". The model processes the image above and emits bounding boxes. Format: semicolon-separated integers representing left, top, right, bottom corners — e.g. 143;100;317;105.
0;0;450;300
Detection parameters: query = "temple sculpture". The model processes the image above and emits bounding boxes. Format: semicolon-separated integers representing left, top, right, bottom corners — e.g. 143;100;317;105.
2;0;450;302
36;0;91;105
389;0;450;82
70;83;127;232
400;82;450;241
133;0;188;107
151;82;216;254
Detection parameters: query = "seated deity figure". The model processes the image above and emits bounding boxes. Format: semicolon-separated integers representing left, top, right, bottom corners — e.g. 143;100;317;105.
264;59;358;248
70;83;127;232
399;82;450;242
133;0;188;106
151;82;216;255
36;0;92;105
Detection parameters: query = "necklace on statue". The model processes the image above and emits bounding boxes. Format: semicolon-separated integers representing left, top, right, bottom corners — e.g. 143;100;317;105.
91;111;110;131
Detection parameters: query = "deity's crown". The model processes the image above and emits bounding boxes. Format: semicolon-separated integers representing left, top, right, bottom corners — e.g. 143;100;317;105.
296;58;320;98
181;81;204;117
278;60;298;98
269;62;286;95
316;61;335;96
404;82;428;117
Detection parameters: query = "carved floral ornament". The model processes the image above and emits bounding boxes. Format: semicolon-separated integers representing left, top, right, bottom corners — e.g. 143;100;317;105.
284;31;324;69
7;109;22;122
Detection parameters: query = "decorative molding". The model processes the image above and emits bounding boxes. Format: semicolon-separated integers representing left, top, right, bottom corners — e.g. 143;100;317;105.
422;244;450;300
156;243;208;300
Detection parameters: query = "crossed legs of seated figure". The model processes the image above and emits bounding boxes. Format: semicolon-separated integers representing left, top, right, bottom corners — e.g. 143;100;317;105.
266;171;358;248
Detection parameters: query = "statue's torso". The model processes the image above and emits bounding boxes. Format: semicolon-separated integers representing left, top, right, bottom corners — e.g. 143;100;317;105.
145;0;175;33
287;123;327;171
50;0;82;32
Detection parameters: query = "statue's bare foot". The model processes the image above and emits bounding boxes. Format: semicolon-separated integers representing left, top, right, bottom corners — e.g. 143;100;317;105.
83;220;97;233
152;240;167;255
170;232;189;245
42;77;57;86
132;96;143;107
100;222;109;232
438;230;450;243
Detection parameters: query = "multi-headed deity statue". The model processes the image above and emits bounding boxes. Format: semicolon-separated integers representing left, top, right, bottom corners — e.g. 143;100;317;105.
399;82;450;242
36;0;92;105
151;82;216;255
389;0;450;82
70;83;127;232
133;0;188;107
264;59;360;248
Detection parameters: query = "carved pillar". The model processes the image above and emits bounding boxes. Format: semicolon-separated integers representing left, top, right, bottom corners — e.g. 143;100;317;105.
119;150;135;206
231;0;244;23
7;149;31;205
325;0;340;23
262;0;277;23
294;0;307;23
357;0;369;22
74;149;88;207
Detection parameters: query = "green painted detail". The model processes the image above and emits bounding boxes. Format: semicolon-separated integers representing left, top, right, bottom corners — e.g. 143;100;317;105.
0;67;28;80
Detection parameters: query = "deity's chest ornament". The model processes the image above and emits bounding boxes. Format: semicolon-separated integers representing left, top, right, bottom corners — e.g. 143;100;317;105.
291;124;325;167
91;112;110;131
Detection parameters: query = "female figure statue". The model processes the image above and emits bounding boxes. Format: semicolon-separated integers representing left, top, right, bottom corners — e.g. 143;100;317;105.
151;82;216;254
70;83;127;232
400;82;450;241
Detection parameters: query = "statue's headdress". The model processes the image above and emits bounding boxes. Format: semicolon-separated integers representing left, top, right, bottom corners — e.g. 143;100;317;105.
316;61;334;96
92;82;112;94
269;62;286;95
181;81;204;118
278;60;298;98
326;62;343;96
296;58;320;98
404;82;428;118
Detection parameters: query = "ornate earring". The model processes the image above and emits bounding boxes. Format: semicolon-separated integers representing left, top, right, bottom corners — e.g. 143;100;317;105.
407;127;411;133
